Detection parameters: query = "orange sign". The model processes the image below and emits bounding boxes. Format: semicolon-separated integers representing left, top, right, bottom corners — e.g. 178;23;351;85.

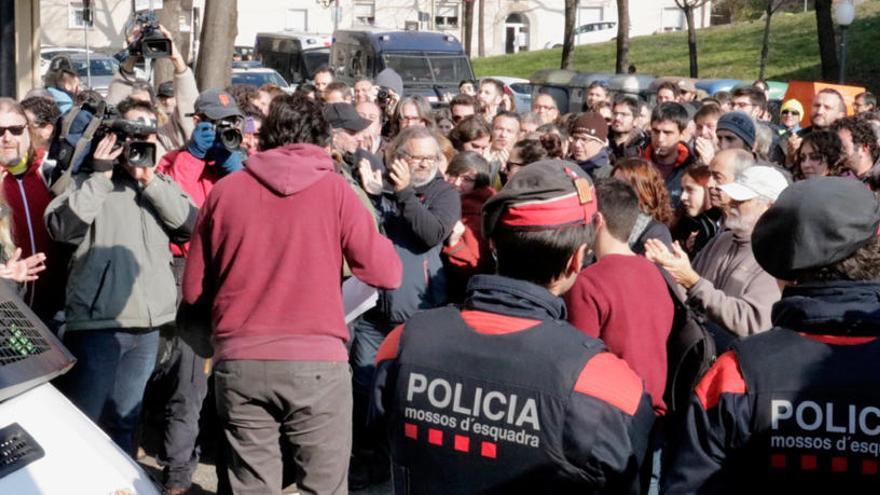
783;81;867;127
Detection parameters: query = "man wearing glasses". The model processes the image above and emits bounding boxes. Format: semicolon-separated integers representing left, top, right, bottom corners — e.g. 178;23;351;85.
352;125;461;488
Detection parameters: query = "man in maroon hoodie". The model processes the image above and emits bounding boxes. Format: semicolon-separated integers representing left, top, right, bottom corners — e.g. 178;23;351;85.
182;94;402;495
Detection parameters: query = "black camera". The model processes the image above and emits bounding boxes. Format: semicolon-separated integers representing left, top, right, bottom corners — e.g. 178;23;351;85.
377;87;391;106
129;12;171;59
92;112;158;169
215;120;243;151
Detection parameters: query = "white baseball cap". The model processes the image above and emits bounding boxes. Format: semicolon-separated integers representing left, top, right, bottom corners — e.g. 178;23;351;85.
718;166;789;202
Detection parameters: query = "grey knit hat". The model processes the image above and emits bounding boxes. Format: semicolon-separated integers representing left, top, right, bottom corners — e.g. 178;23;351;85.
716;111;756;150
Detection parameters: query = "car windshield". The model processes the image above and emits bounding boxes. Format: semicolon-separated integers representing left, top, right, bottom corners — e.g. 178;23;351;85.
383;54;472;85
231;71;288;88
510;83;533;95
303;49;329;76
72;58;118;77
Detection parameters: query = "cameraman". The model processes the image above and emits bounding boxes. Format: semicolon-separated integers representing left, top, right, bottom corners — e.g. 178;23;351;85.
109;22;197;161
45;97;197;457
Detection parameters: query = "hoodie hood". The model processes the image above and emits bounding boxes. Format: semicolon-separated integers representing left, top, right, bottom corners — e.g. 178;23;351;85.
246;143;334;196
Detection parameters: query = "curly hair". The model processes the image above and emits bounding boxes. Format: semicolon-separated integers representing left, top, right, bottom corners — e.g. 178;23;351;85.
258;94;330;151
611;158;675;226
794;130;847;180
795;235;880;283
832;115;880;163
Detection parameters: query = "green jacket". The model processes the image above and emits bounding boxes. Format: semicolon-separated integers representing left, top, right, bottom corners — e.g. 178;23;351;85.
45;170;197;331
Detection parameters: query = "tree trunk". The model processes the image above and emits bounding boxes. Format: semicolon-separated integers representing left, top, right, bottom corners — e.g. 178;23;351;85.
154;0;182;87
478;0;485;57
615;0;630;73
758;3;773;80
463;0;474;58
685;5;698;77
196;0;237;90
561;0;578;69
814;0;839;81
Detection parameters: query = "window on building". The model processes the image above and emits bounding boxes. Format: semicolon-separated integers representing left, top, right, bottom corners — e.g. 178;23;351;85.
286;9;308;32
355;2;376;26
662;7;684;31
68;2;94;29
435;3;460;29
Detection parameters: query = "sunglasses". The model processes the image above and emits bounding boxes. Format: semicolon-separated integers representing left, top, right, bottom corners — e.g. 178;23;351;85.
0;125;26;137
781;110;800;116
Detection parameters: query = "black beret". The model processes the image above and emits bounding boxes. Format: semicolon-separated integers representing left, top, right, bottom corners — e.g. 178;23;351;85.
482;159;596;239
752;177;880;280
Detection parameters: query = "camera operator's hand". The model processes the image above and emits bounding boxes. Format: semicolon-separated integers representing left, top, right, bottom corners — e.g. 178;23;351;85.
123;162;155;186
187;122;216;159
93;134;123;180
384;90;401;118
158;25;187;73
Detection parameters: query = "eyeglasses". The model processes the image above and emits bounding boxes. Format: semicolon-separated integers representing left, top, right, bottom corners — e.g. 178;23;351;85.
0;125;26;137
781;110;800;116
399;151;437;165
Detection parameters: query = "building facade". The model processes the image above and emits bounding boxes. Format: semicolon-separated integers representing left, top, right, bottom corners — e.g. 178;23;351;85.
39;0;710;58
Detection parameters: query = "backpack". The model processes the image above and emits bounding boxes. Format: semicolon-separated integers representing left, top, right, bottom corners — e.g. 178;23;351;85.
46;99;108;195
660;269;717;418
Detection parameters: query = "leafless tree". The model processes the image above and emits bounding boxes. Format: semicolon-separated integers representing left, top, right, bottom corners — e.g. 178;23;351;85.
561;0;578;69
154;0;182;87
615;0;630;73
195;0;237;90
462;0;475;57
758;0;798;80
674;0;711;77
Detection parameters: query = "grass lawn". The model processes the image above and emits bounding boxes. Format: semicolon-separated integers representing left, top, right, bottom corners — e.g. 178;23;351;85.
472;1;880;93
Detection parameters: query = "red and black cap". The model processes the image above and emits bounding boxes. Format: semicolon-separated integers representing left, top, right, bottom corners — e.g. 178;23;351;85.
482;159;598;239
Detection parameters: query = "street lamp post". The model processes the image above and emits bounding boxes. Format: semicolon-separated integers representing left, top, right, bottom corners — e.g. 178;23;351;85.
833;0;855;84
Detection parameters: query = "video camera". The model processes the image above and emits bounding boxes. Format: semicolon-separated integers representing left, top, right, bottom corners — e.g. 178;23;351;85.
84;100;158;169
129;11;171;59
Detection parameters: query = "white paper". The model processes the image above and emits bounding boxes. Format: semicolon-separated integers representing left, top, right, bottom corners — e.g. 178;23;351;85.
343;277;379;324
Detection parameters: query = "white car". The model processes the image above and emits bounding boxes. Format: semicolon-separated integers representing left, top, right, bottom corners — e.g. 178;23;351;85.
483;76;533;114
231;67;292;93
545;21;618;49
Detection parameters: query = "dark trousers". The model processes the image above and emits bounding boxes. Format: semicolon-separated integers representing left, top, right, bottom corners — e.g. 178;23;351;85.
149;334;209;488
58;328;159;456
214;359;352;495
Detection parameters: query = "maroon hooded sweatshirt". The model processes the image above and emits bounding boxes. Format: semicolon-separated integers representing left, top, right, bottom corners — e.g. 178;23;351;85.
182;143;402;363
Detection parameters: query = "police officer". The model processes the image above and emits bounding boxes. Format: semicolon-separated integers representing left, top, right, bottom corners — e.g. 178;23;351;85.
373;160;655;494
663;177;880;493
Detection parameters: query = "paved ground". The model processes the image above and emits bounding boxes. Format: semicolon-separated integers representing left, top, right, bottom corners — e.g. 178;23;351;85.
138;454;391;494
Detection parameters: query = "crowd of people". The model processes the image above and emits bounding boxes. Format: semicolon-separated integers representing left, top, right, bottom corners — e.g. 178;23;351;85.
1;21;880;495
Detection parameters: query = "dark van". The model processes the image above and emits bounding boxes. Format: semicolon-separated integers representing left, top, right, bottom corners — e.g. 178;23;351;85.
254;32;331;85
330;29;474;104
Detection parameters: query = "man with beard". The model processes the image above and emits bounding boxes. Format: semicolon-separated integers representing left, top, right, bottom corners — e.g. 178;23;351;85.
833;116;880;190
609;95;649;161
784;89;847;165
531;92;560;126
568;112;613;180
352;125;460;488
646;165;787;348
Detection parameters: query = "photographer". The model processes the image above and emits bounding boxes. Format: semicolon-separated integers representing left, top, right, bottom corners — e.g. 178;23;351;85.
45;97;197;457
108;18;197;161
150;88;243;493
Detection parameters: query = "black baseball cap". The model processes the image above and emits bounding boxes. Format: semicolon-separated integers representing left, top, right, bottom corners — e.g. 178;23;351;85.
323;103;371;132
157;81;175;98
192;89;242;120
752;177;880;280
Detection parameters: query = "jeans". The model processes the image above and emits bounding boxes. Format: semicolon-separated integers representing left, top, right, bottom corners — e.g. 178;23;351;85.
58;328;159;456
148;334;209;489
214;360;352;495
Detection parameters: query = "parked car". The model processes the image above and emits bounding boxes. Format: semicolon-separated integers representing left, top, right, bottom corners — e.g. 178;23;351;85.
66;53;123;97
255;32;332;85
231;67;292;91
483;76;533;113
40;46;91;76
544;21;618;49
